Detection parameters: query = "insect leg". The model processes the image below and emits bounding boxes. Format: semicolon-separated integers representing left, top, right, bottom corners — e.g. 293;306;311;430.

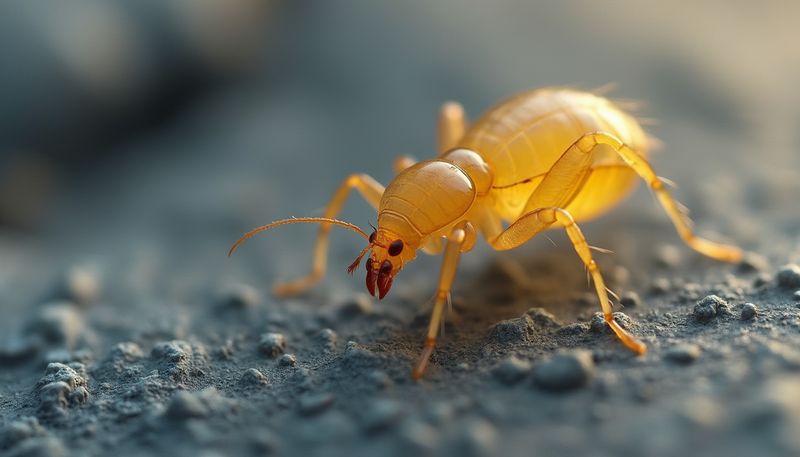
489;207;647;355
272;174;385;296
412;222;474;379
437;101;468;154
588;133;742;262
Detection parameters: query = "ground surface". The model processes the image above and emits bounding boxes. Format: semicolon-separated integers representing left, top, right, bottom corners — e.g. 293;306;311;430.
2;2;800;456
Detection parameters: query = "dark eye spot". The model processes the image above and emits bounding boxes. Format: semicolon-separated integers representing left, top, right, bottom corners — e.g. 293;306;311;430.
369;231;376;243
380;260;392;273
388;240;404;256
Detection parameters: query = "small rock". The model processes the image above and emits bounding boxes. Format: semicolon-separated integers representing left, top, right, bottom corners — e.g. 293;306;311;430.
278;353;297;367
620;291;641;308
649;277;670;295
166;387;235;421
60;267;99;307
738;253;768;273
654;244;681;268
366;370;391;389
316;328;337;352
525;308;561;328
399;419;439;451
453;418;497;456
298;393;335;416
151;340;207;381
26;303;84;349
589;312;632;334
0;417;46;450
110;342;144;362
166;391;210;419
489;315;534;343
217;283;260;309
492;356;531;385
793;290;800;302
693;295;727;323
336;294;373;317
533;350;594;392
4;435;65;457
36;363;89;415
0;337;39;364
361;399;403;434
342;341;380;369
776;264;800;289
259;333;286;358
240;368;268;386
741;303;758;321
665;344;702;365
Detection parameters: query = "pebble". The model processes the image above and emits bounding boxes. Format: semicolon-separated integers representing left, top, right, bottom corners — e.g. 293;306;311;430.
4;435;66;457
649;277;670;295
399;419;439;451
0;417;46;450
738;253;768;273
60;267;100;307
776;264;800;289
665;344;702;365
259;333;287;358
695;295;731;322
316;328;337;352
37;363;90;416
166;387;235;421
336;294;373;317
793;291;800;302
298;393;335;416
533;350;595;392
589;312;632;334
360;399;403;434
453;418;497;457
342;341;380;369
0;337;39;364
278;353;297;367
741;303;758;321
151;340;206;381
217;283;260;309
26;302;84;349
654;244;681;268
620;291;641;308
492;356;531;385
525;307;561;328
489;315;534;343
240;368;269;386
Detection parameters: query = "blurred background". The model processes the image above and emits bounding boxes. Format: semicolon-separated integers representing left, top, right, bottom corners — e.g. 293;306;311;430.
1;0;799;345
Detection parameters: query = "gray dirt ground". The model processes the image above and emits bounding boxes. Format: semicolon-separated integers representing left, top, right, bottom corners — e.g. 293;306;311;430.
2;2;800;456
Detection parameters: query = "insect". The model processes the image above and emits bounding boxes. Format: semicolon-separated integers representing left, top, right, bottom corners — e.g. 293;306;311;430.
229;88;742;379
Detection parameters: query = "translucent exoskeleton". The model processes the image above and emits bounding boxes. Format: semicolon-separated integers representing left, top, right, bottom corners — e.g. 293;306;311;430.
229;88;742;379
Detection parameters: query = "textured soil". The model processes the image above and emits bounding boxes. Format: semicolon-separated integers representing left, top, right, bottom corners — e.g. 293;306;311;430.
2;2;800;456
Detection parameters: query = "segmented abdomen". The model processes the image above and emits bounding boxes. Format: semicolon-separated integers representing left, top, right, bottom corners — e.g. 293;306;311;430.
458;88;649;222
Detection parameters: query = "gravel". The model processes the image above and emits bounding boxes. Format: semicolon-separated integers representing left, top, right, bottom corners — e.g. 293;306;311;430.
741;303;759;320
259;333;287;358
776;264;800;289
532;350;595;392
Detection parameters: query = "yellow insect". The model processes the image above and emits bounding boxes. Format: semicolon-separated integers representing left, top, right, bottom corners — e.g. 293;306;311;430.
229;88;742;379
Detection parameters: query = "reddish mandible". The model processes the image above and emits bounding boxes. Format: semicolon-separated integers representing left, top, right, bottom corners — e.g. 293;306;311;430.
229;88;742;379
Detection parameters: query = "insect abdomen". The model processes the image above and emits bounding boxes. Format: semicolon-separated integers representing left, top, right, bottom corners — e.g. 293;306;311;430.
458;88;649;222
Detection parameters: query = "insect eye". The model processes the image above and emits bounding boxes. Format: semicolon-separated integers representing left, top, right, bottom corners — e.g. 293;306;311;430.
380;260;392;274
369;231;376;243
388;240;404;256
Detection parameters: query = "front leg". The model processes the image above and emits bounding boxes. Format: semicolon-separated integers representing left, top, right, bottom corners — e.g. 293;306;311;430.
412;221;475;379
273;174;384;296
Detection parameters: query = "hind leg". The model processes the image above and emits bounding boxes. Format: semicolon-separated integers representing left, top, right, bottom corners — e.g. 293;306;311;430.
438;101;467;153
489;207;646;354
